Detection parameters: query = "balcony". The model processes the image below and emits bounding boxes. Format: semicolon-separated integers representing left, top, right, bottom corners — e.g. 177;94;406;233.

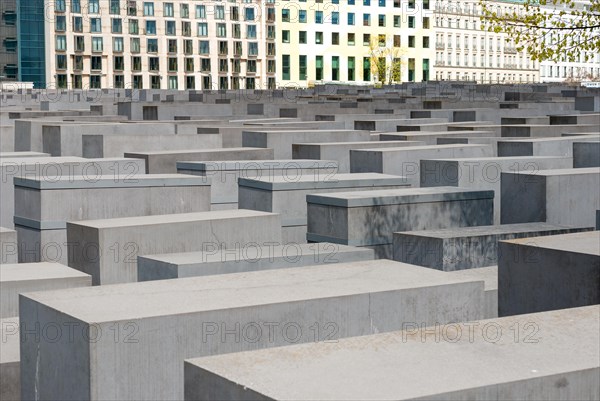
434;61;445;67
504;46;517;54
435;42;445;50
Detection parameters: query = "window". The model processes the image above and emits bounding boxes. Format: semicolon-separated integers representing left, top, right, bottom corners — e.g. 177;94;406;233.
267;25;275;39
331;12;339;24
200;58;211;72
216;23;226;37
299;31;307;44
315;10;324;24
71;0;81;13
394;15;400;27
332;56;339;81
393;35;400;47
248;42;258;56
90;18;101;33
181;4;189;18
215;5;225;20
131;37;140;52
184;39;193;54
168;58;178;72
363;14;370;26
408;16;415;28
110;0;120;14
114;75;125;89
56;55;67;70
129;19;139;34
332;33;339;45
363;57;371;81
92;37;103;52
149;57;159;71
246;78;255;89
423;37;430;48
114;56;124;70
423;17;430;29
378;14;385;27
132;75;143;89
72;16;83;32
218;41;228;55
364;0;370;5
316;32;323;44
348;33;355;46
282;30;290;43
199;40;210;54
316;56;323;80
247;60;257;73
147;38;158;52
363;34;370;46
168;76;178;90
348;13;355;25
127;1;136;15
143;2;154;16
299;55;307;80
113;37;124;52
299;10;307;23
282;9;290;22
164;2;174;17
182;21;191;36
408;36;415;47
245;7;255;21
234;41;242;56
166;20;176;35
112;18;122;33
75;36;85;51
282;55;290;80
231;6;239;21
196;5;206;19
151;76;160;89
55;16;66;31
88;0;99;14
168;39;177;53
378;0;385;5
247;25;256;39
267;43;276;56
348;57;355;81
145;20;156;34
219;58;228;72
197;23;208;36
267;60;276;74
91;56;102;70
74;55;83;70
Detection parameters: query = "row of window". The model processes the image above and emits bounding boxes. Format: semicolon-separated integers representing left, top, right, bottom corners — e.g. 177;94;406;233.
54;74;271;91
436;53;534;70
55;54;265;74
281;9;429;28
56;36;267;56
281;31;429;48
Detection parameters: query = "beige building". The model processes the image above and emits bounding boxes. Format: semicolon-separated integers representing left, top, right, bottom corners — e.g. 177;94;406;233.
432;0;540;83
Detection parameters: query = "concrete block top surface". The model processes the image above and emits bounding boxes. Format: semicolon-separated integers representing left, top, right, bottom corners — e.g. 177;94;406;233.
501;231;600;256
422;156;571;163
0;227;16;234
0;156;84;166
0;262;91;282
294;140;421;146
358;144;490;153
184;305;599;401
394;223;587;239
507;167;600;177
141;243;372;265
124;147;268;156
307;187;494;207
448;266;498;292
21;260;482;323
243;129;362;134
68;209;278;229
13;174;210;189
0;152;51;159
500;135;600;143
239;173;409;191
176;159;338;171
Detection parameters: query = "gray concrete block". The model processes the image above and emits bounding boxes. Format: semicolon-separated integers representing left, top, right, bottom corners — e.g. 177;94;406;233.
307;187;494;258
184;305;599;401
242;130;372;159
420;156;573;224
178;160;338;208
138;243;374;281
1;227;18;264
350;144;493;187
448;266;498;318
498;231;600;316
501;168;600;227
20;260;485;401
498;135;600;157
573;142;600;168
125;148;274;174
292;141;425;173
14;174;211;264
0;262;91;318
1;317;19;401
0;152;50;159
66;209;282;285
381;130;496;145
239;173;410;243
393;223;593;271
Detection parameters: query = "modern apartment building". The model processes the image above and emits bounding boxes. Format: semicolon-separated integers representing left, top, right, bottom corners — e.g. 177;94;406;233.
1;0;18;81
275;0;435;86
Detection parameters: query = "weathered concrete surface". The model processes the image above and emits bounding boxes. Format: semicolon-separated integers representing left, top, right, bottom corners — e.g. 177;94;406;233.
125;148;274;174
67;209;282;285
138;243;374;281
497;135;600;157
499;231;600;317
573;142;600;168
0;262;91;318
501;167;600;227
392;223;592;271
20;260;484;401
0;317;20;401
448;266;498;318
184;306;599;401
0;227;18;264
307;187;494;258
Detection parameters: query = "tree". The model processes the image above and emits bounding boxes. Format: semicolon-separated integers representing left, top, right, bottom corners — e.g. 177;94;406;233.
480;0;600;62
367;37;407;85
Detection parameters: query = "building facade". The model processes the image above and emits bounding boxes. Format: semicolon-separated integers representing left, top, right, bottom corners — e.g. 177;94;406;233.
1;0;18;81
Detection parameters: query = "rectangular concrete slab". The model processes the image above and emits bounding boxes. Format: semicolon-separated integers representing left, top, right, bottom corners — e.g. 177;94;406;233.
138;243;374;281
66;209;282;285
19;259;485;401
1;317;20;401
1;262;91;318
183;305;599;401
448;266;498;318
124;148;275;174
498;231;600;316
501;167;600;227
392;223;593;271
1;227;17;264
307;187;494;258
